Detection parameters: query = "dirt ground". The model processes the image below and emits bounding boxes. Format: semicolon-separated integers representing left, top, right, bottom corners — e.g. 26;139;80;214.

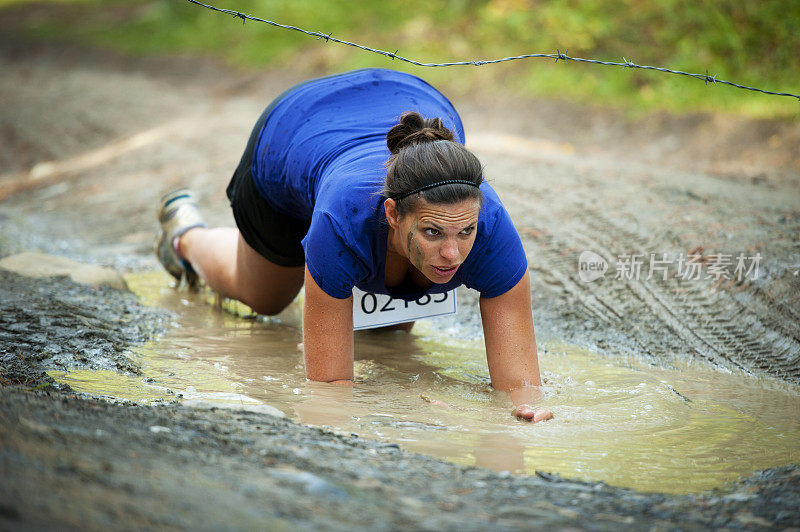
1;24;799;531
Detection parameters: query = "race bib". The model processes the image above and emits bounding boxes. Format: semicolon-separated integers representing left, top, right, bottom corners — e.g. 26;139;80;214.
352;288;457;330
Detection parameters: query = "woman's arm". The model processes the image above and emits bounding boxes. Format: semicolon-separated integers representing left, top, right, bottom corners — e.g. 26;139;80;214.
302;266;355;385
479;271;553;422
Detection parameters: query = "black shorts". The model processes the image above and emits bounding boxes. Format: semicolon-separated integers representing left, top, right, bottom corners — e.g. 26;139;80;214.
226;90;311;268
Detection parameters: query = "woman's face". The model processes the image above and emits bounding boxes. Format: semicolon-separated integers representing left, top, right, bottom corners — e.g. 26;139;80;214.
386;198;481;284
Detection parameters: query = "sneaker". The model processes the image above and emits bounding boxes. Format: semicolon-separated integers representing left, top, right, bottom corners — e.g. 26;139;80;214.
155;188;206;286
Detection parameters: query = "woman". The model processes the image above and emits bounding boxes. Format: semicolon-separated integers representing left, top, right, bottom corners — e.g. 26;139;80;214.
156;68;552;422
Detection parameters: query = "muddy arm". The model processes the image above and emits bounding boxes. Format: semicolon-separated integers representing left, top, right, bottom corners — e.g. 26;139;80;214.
302;266;354;384
479;271;552;422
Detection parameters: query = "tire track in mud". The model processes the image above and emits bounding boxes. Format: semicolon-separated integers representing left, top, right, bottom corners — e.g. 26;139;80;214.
489;156;800;382
577;207;800;381
573;208;772;372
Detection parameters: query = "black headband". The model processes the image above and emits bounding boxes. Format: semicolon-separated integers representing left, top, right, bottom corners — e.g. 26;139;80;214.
393;179;480;201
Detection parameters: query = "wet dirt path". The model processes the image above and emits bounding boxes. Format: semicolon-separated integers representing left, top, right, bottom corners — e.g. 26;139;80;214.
3;268;798;530
1;37;799;529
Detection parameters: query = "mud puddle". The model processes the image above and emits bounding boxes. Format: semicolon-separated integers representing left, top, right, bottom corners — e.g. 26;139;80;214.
49;270;800;495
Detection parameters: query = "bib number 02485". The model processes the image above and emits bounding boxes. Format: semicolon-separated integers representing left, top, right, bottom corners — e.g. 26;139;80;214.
352;287;457;330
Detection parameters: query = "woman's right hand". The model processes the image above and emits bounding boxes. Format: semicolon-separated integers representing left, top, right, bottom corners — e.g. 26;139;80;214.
511;404;553;423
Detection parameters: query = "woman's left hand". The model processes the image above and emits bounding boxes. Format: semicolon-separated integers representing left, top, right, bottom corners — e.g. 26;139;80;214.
512;404;553;423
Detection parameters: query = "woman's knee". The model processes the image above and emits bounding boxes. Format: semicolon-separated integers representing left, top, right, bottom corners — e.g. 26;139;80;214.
233;233;305;315
244;293;299;316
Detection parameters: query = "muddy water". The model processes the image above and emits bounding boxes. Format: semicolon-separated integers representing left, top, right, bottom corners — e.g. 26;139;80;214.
50;271;800;494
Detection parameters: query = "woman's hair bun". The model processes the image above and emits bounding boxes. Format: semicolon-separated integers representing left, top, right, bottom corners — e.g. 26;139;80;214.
386;111;455;154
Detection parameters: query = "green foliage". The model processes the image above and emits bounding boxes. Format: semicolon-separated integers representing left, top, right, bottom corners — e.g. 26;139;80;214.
4;0;799;117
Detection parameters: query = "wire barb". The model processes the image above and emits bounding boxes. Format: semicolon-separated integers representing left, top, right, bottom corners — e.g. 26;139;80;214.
184;0;800;102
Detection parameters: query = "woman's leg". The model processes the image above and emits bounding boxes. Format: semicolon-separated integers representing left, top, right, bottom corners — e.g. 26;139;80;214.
179;227;304;316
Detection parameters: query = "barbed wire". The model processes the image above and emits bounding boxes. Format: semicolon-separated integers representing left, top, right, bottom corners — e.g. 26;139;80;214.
186;0;799;102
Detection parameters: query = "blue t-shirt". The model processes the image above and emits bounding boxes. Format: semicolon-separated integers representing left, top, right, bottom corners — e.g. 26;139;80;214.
252;68;527;300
